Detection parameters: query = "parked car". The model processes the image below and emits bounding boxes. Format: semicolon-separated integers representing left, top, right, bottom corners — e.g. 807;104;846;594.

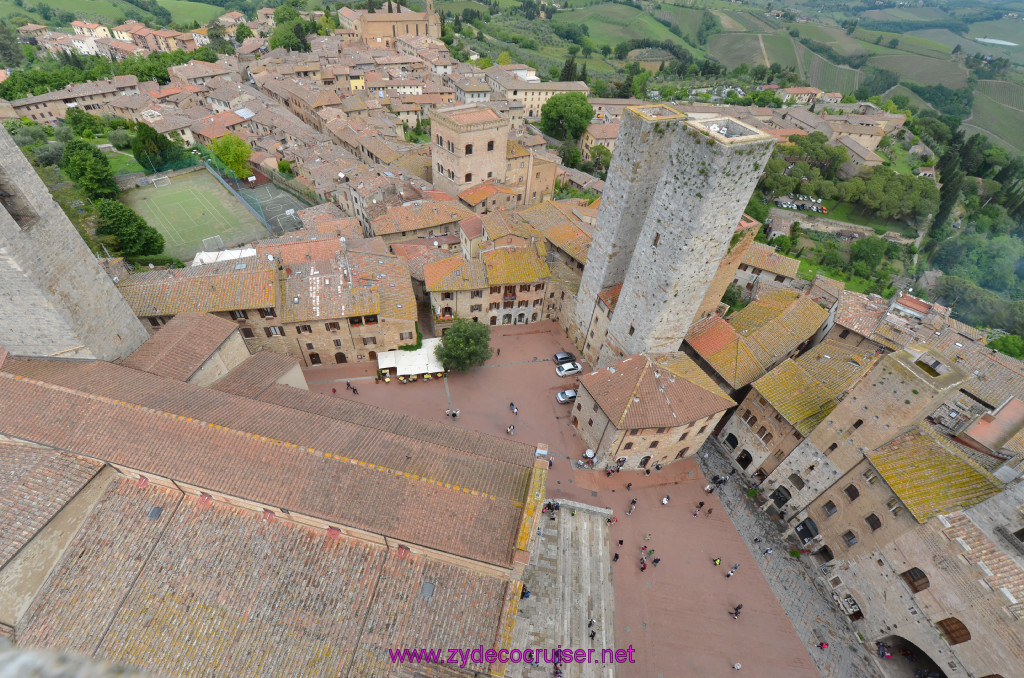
553;351;577;365
555;362;583;378
775;200;782;207
821;206;829;214
556;389;578;404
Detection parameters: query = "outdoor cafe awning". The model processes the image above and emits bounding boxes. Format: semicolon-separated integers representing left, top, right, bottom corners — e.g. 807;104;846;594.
377;338;445;376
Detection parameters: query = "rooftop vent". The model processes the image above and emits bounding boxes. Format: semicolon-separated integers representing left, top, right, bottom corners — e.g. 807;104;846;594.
147;506;163;521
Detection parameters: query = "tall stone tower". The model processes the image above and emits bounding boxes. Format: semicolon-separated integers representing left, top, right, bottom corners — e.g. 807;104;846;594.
571;105;774;368
0;127;148;360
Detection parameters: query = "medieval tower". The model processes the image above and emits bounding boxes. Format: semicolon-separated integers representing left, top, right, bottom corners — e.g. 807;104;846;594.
0;127;149;360
571;104;775;367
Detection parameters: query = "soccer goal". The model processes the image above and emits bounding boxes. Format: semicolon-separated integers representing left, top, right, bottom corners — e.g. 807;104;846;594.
202;235;225;251
152;175;171;188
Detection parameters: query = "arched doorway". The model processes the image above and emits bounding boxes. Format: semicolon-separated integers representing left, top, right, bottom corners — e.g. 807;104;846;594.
812;545;833;563
769;485;792;508
368;351;377;360
639;456;651;469
874;635;950;678
794;517;818;543
571;416;578;427
900;567;930;593
502;314;512;324
736;449;752;469
490;316;497;325
308;352;321;365
517;312;526;323
936;617;970;645
335;352;347;363
725;433;738;449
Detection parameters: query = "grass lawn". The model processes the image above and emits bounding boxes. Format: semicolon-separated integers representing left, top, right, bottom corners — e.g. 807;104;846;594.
557;3;685;48
120;170;270;261
823;201;916;237
797;259;873;293
105;151;145;175
963;91;1024;156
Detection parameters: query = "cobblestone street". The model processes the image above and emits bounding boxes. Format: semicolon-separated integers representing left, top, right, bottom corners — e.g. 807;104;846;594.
697;437;882;678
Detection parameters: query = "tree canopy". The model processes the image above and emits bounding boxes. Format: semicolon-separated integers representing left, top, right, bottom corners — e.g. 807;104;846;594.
211;133;253;178
539;92;594;141
434;318;492;372
95;199;164;257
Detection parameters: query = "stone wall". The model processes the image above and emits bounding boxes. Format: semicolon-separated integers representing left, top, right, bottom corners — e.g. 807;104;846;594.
188;331;251;387
0;128;149;360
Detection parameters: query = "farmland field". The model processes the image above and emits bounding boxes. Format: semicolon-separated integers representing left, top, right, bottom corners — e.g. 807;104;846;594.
727;11;775;32
885;84;935;111
977;80;1024;109
964;92;1024;156
0;0;223;26
867;54;967;87
799;45;860;93
711;10;746;32
708;32;767;69
762;32;798;70
438;0;491;13
654;6;704;44
557;3;684;48
796;24;867;57
969;19;1024;48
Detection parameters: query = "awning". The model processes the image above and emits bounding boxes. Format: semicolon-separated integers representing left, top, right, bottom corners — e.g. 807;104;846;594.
377;337;445;376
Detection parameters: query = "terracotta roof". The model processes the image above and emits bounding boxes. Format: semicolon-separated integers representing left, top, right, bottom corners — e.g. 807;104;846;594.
117;261;275;317
480;245;548;285
518;201;591;264
752;341;876;435
0;359;538;567
16;479;511;676
423;254;487;291
458;182;518;207
580;353;734;430
460;214;484;239
943;512;1024;610
369;201;472;236
743;242;799;279
439;106;501;125
0;442;103;568
211;351;300;398
585;122;620;140
122;313;238;381
686;291;828;389
598;284;623;311
835;290;887;337
868;425;1002;523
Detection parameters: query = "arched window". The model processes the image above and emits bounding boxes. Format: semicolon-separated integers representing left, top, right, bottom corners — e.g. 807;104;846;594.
748;416;758;428
900;567;929;593
308;352;321;365
788;473;805;490
725;433;738;449
741;409;751;422
844;484;860;501
736;449;752;469
335;352;347;363
936;617;971;645
757;426;767;437
639;456;652;468
865;513;882;531
770;485;792;508
762;432;774;445
465;143;473;155
465;172;473;182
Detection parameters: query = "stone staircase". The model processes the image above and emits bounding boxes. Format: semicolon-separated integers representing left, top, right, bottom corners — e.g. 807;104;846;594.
507;501;615;678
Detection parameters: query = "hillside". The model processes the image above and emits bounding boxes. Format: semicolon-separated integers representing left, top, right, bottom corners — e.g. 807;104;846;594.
0;0;224;27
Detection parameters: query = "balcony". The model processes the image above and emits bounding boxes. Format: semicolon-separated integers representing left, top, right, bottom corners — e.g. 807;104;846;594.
503;294;517;302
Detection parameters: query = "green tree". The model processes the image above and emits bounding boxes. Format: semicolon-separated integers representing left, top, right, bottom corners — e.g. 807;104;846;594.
95;199;164;256
990;334;1024;360
235;23;254;41
60;138;106;178
75;153;119;199
600;45;611;58
590;144;611;172
849;235;887;272
130;122;172;170
888;38;899;49
434;318;491;371
33;142;64;166
107;129;131;149
54;124;75;143
274;4;301;24
497;51;513;65
0;20;25;68
773;235;793;254
540;92;594;140
211;133;252;178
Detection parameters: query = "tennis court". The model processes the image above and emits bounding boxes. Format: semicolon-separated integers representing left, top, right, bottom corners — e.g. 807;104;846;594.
120;170;271;261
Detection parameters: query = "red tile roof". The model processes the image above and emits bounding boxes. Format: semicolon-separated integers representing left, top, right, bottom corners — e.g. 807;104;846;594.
122;313;238;381
211;350;301;398
0;360;538;567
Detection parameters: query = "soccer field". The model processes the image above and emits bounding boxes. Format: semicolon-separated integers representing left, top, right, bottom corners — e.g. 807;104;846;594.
120;170;271;261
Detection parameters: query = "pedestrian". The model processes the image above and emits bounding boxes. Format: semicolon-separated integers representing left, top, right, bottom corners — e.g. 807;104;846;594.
589;630;596;640
510;402;515;411
704;484;714;493
627;482;632;491
817;642;828;650
662;495;670;505
630;498;637;506
753;537;762;543
332;388;336;394
731;563;740;571
352;387;358;395
645;533;652;540
713;558;721;566
733;663;742;670
497;348;501;356
618;540;623;546
763;547;773;555
692;509;700;518
452;410;459;418
507;425;513;435
613;553;619;562
652;557;661;566
725;571;734;578
588;619;595;628
706;508;713;517
698;501;705;510
445;409;452;417
731;604;743;614
640;545;647;554
641;562;647;572
510;425;514;435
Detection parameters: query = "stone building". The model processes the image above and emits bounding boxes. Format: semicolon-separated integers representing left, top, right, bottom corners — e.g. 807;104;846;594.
481;65;589;118
570;105;775;368
733;241;800;293
0;127;148;361
692;214;760;322
572;352;734;470
368;199;472;245
718;340;876;481
359;3;440;48
430;104;509;198
578;122;619;161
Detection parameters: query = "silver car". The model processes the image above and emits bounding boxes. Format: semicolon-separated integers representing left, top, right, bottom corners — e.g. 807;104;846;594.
555;362;583;378
556;389;577;404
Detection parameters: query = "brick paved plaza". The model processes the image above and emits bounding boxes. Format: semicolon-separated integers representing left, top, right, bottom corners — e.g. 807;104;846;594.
302;323;840;678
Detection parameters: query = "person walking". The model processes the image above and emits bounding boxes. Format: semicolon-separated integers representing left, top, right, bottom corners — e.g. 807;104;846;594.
692;509;700;518
730;604;742;619
507;425;513;435
645;533;652;541
731;563;740;572
613;553;619;562
589;630;596;640
662;495;670;505
496;348;501;356
763;547;773;556
346;382;352;390
706;508;713;517
352;387;358;395
513;407;518;416
652;557;661;566
626;482;632;491
697;501;705;510
733;663;742;670
332;388;336;395
713;557;721;566
725;570;734;579
817;642;829;650
509;402;515;412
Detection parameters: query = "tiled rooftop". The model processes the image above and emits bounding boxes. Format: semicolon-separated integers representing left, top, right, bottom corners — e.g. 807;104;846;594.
580;352;734;430
211;350;300;398
0;442;103;568
369;201;472;236
868;425;1002;523
117;260;276;317
598;284;623;312
743;241;799;279
17;479;510;677
481;246;550;286
0;359;538;567
518;201;592;264
423;254;487;291
752;341;876;435
122;313;237;381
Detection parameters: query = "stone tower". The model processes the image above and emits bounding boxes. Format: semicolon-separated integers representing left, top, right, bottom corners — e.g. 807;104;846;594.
0;127;148;360
571;105;774;368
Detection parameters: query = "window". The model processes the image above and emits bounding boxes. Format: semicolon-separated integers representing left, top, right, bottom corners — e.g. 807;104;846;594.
465;143;473;155
334;339;343;347
827;443;838;453
306;343;314;350
865;513;882;531
490;286;501;294
677;448;689;458
629;429;639;435
266;326;284;337
900;567;929;593
936;617;970;645
679;431;688;441
400;331;414;340
325;322;341;331
465;173;472;182
241;327;255;338
471;290;483;298
887;498;903;516
823;500;837;516
757;426;767;437
657;427;667;434
788;473;805;490
839;329;850;339
296;324;312;334
842;530;858;547
862;470;878;484
624;442;633;450
853;419;863;430
758;396;767;406
362;337;377;345
649;441;659;448
230;309;248;320
471;304;482;312
487;140;494;151
588;418;593;427
698;426;707;434
844;484;860;502
442;292;453;300
489;302;500;310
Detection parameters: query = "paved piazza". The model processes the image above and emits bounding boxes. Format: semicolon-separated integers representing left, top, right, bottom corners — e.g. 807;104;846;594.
303;322;874;678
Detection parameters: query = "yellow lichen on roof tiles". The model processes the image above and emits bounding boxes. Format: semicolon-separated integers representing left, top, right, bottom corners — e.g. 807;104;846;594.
423;254;487;291
743;241;799;279
118;262;276;317
868;424;1003;523
482;246;550;286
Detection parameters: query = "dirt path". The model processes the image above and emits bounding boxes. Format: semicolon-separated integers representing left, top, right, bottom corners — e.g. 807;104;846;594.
758;33;769;66
769;207;917;244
